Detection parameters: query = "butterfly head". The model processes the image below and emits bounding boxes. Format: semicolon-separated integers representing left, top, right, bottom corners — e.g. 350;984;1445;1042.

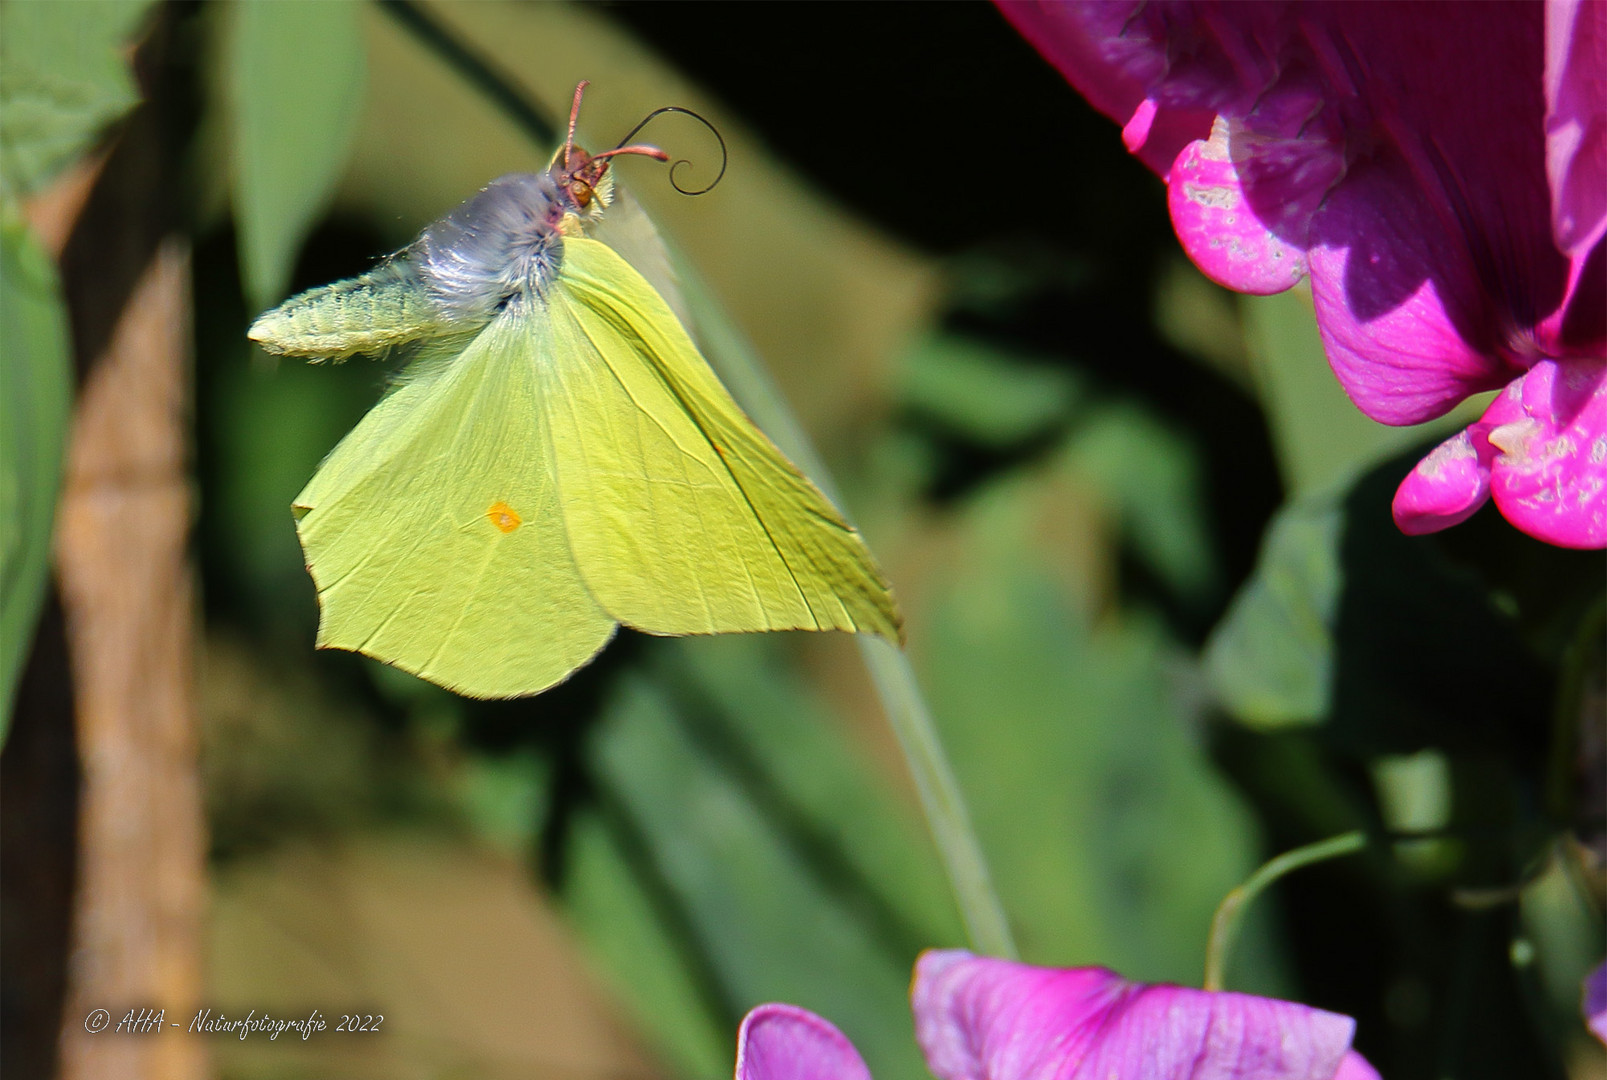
552;81;728;216
553;81;670;219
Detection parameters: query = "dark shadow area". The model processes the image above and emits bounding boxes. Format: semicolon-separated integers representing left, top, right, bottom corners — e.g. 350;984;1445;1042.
1211;448;1597;1080
0;593;80;1080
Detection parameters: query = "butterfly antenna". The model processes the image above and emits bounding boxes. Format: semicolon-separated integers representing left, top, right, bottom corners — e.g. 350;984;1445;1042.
564;80;588;170
610;105;728;196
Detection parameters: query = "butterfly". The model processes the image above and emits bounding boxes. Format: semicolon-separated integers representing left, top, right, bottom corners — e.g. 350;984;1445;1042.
248;83;902;699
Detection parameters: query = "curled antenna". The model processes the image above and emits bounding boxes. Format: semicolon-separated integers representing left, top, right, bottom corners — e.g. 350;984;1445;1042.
612;105;729;196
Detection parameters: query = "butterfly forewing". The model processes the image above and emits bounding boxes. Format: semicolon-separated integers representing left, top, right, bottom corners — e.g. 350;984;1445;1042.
293;314;616;698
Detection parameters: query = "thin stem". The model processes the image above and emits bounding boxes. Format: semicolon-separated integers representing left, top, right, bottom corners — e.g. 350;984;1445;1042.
856;637;1017;957
673;267;1016;958
1203;830;1365;991
373;0;1017;959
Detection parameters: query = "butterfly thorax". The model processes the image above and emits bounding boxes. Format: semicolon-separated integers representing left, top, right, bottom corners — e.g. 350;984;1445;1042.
412;172;563;320
412;146;619;320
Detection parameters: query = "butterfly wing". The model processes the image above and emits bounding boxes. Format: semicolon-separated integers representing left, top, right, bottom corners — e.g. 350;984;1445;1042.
538;236;902;643
584;187;691;329
293;317;616;699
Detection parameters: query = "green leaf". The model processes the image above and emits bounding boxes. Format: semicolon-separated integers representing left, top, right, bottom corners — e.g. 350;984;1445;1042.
899;334;1080;447
229;0;367;309
564;804;732;1078
1203;492;1342;730
561;637;957;1080
1204;457;1561;753
671;636;963;950
917;475;1281;992
0;217;73;739
0;0;151;197
1060;401;1217;603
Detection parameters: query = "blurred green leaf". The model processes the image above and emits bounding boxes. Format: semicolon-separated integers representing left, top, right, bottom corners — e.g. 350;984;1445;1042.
229;0;366;308
0;0;150;198
563;637;955;1080
204;339;392;633
918;476;1281;993
200;632;450;859
1204;492;1342;730
565;804;731;1079
673;637;963;947
1205;458;1558;757
0;217;72;739
1153;255;1250;389
1061;401;1217;603
900;334;1078;447
1520;851;1604;1039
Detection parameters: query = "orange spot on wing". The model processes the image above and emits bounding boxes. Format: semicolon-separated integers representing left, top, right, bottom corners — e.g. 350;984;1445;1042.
487;500;522;533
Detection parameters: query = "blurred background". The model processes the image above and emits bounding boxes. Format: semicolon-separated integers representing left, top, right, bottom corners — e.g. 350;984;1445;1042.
2;3;1602;1079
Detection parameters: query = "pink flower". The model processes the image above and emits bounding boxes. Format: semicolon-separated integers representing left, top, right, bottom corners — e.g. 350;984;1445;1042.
997;1;1606;548
912;950;1378;1080
735;1004;873;1080
734;951;1379;1079
1586;959;1607;1048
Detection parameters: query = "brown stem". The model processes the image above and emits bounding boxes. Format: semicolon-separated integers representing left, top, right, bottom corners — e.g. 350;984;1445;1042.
37;10;208;1078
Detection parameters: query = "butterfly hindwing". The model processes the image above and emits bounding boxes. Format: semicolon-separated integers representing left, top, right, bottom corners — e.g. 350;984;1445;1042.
293;315;616;698
541;236;902;643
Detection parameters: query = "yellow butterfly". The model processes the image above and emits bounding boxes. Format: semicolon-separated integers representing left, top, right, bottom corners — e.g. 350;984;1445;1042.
249;83;901;698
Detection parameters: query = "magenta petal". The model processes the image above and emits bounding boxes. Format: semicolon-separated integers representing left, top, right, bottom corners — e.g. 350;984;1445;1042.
1002;2;1589;421
1544;0;1607;259
1333;1051;1384;1080
1305;160;1523;425
1166;57;1346;296
1484;358;1607;548
1585;960;1607;1047
735;1004;874;1080
1168;117;1330;295
913;950;1361;1080
1393;429;1495;535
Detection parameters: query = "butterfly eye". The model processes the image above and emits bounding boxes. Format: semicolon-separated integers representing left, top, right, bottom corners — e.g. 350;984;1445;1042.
571;180;594;209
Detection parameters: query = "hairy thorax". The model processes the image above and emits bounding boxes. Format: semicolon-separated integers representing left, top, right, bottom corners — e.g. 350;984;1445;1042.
413;171;571;320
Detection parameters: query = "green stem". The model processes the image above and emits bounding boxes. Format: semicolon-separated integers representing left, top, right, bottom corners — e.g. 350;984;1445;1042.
679;268;1017;960
1203;830;1365;991
856;636;1017;957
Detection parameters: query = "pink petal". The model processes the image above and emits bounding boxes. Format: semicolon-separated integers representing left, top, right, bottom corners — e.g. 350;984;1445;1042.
1393;429;1495;535
735;1004;874;1080
1333;1051;1384;1080
1305;158;1526;425
1167;112;1341;295
1484;358;1607;547
1545;0;1607;260
1000;3;1583;419
1586;959;1607;1047
913;949;1361;1080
